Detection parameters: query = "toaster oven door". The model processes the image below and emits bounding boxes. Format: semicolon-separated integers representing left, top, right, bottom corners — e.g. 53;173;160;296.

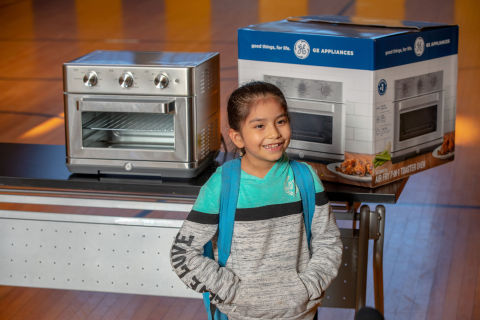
65;94;193;164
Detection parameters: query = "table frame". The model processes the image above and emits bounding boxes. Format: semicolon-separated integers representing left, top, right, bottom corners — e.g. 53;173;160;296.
0;143;406;316
0;187;387;314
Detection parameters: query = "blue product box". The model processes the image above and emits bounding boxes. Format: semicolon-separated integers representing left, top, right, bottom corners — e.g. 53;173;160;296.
238;16;458;187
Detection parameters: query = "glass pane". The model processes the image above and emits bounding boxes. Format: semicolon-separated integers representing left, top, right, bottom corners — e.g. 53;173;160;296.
290;112;333;144
399;105;437;141
81;111;174;149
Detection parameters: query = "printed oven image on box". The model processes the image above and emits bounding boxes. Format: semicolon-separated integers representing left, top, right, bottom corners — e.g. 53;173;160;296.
264;74;345;162
237;16;458;187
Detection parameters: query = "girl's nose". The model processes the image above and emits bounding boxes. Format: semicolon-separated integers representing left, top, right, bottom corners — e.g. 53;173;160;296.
267;124;281;138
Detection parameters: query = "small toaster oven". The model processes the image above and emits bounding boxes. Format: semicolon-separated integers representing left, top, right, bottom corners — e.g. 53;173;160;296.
63;50;220;178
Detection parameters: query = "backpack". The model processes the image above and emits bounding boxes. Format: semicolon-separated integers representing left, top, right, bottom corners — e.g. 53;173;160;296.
202;158;316;320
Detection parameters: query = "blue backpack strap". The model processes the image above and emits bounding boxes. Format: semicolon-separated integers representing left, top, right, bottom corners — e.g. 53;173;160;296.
202;158;241;320
290;160;316;246
202;293;228;320
217;158;241;266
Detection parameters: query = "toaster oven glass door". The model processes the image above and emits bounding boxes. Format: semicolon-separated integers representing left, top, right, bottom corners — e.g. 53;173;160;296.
287;98;345;158
394;91;443;152
290;112;333;144
65;94;193;163
399;105;437;141
82;111;175;150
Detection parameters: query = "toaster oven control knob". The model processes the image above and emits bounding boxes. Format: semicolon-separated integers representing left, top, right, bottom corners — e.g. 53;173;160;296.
83;71;98;87
154;73;169;89
124;162;133;171
119;72;134;88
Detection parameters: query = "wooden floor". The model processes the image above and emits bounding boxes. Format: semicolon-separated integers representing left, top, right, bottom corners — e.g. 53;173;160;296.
1;0;480;319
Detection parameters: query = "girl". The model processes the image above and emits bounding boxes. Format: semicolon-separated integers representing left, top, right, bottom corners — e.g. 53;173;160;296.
170;81;342;320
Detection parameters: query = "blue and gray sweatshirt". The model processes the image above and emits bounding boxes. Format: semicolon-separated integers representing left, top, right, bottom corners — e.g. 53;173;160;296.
170;155;342;320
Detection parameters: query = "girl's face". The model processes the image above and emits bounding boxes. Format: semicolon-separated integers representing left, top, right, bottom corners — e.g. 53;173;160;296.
229;96;291;176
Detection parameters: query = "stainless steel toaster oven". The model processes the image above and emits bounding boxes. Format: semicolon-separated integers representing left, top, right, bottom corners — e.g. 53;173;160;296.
63;50;220;177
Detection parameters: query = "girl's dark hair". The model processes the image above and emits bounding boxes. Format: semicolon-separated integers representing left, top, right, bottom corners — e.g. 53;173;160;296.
227;81;288;131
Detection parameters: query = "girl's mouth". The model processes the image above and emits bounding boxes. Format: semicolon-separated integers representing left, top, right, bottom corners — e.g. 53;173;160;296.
263;142;283;150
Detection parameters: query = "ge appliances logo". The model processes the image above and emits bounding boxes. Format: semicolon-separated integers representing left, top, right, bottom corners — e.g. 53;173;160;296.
414;37;425;57
294;39;310;59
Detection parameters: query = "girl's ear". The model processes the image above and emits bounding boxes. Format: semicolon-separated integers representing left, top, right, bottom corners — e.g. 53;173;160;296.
228;128;245;149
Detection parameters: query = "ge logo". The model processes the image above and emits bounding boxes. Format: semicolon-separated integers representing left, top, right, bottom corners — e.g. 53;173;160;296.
378;79;387;96
414;37;425;57
294;39;310;59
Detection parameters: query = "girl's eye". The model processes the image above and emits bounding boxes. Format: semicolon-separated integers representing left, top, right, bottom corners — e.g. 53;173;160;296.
255;124;264;129
277;118;288;125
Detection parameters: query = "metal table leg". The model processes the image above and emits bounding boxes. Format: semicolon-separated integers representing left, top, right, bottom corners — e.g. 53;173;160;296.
356;204;371;310
373;205;386;314
356;204;386;314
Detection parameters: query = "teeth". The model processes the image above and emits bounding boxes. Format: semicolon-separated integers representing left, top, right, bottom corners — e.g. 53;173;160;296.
264;143;281;149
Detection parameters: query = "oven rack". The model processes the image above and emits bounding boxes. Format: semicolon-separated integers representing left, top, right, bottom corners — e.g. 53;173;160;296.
83;112;174;134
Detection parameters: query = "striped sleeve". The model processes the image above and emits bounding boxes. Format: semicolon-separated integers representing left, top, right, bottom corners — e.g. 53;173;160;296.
191;166;222;214
299;202;342;300
186;210;219;224
170;167;240;305
298;162;342;299
315;190;329;206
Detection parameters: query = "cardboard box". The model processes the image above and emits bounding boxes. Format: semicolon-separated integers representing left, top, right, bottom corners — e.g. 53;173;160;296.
237;16;458;187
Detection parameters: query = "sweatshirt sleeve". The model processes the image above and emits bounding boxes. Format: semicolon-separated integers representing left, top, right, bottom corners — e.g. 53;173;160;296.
299;198;342;300
169;170;240;305
298;164;343;300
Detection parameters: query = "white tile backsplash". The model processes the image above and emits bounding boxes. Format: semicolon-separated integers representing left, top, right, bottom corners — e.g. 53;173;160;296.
354;102;374;117
354;128;374;142
346;114;372;130
345;127;354;140
345;140;374;154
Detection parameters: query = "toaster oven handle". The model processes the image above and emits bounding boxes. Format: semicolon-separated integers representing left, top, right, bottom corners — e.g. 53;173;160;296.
78;99;175;114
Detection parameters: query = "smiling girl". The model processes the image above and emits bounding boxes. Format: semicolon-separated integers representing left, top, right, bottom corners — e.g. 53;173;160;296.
170;81;342;320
